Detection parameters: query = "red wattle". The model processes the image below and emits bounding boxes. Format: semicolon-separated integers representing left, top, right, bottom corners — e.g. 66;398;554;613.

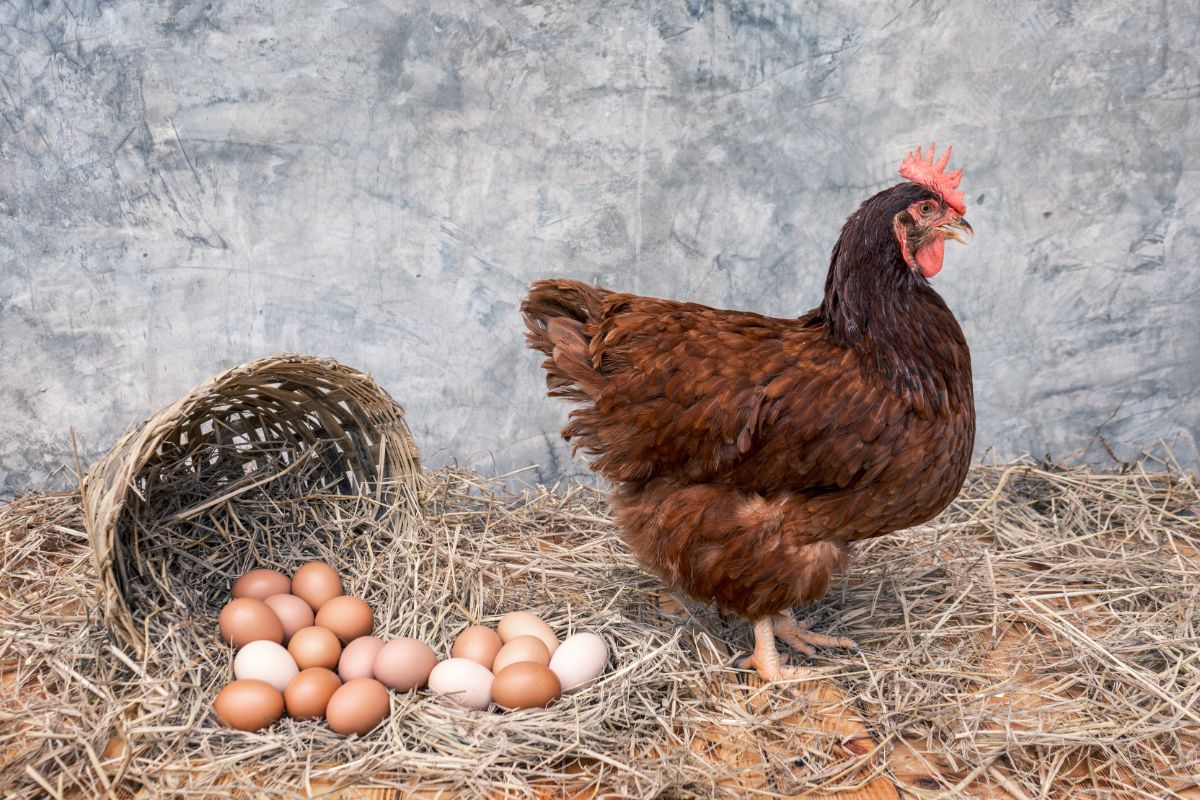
915;237;945;278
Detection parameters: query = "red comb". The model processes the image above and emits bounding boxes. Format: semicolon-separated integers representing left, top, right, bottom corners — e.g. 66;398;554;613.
898;142;966;215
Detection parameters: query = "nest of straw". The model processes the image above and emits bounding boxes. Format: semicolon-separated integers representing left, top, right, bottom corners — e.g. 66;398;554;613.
3;455;1199;798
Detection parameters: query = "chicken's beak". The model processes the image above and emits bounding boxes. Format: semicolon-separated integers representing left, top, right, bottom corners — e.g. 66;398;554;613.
937;217;973;245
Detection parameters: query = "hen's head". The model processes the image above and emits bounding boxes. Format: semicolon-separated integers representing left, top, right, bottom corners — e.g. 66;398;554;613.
822;144;974;353
890;143;972;278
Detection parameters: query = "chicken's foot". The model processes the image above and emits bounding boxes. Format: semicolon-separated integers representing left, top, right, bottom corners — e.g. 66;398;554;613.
736;613;857;685
736;617;815;683
773;609;857;656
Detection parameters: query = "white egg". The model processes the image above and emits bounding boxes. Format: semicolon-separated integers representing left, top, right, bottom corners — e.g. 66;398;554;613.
548;632;608;693
427;658;494;710
233;640;299;692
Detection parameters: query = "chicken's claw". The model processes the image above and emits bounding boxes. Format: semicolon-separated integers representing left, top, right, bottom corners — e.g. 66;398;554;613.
736;612;857;687
773;610;858;656
737;617;816;685
736;652;814;683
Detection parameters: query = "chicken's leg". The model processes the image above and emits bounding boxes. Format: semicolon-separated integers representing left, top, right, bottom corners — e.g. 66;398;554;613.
737;613;857;684
773;609;857;656
737;617;815;683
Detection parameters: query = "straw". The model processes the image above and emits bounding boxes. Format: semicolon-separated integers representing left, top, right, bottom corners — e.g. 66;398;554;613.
3;458;1199;798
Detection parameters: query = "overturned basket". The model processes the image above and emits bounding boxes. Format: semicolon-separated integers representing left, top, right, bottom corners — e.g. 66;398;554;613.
82;354;423;655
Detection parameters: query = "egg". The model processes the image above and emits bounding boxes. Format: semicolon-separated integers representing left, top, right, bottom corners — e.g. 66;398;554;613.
284;667;342;720
233;640;300;692
492;635;552;674
315;595;374;643
287;625;342;670
213;679;284;731
427;658;494;710
339;635;385;681
290;561;343;611
263;593;314;643
218;598;284;648
451;625;503;669
231;568;291;601
549;632;608;692
373;638;438;691
491;662;562;710
325;677;390;736
497;611;559;656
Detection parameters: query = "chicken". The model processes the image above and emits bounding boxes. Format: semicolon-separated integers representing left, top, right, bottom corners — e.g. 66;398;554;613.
521;144;975;684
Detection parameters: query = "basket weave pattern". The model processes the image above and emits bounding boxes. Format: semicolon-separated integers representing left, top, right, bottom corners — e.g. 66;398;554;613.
81;354;422;653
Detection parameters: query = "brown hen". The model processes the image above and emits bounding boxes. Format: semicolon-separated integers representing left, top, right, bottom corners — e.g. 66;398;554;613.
522;145;976;683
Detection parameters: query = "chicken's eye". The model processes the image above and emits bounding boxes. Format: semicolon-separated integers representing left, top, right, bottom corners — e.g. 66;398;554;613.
919;202;936;216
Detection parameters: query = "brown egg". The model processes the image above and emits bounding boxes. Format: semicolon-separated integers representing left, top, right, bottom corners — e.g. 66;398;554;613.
492;635;552;674
218;598;284;648
290;561;343;611
491;662;561;710
338;635;385;681
284;667;342;720
213;679;284;731
497;611;559;656
288;626;342;670
325;677;390;736
231;568;291;600
315;596;373;643
373;638;437;691
263;593;314;643
451;625;503;669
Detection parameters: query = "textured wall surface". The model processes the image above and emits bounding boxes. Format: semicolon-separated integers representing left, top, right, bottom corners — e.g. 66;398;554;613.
1;0;1198;495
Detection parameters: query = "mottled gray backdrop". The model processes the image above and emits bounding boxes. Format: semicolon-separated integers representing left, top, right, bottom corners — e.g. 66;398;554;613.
2;0;1198;495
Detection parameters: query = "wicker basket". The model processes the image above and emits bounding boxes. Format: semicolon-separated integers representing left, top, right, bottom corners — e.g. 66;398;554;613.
82;354;423;654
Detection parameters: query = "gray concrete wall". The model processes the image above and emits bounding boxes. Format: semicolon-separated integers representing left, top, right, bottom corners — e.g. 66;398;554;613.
1;0;1198;495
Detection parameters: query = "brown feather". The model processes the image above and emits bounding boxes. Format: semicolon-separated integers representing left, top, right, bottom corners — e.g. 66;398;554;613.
519;182;975;620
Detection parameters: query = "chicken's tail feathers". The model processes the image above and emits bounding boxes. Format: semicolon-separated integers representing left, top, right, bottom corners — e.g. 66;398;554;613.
521;279;610;402
522;279;609;328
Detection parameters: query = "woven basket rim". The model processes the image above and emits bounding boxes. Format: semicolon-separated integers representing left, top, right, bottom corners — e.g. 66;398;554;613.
81;352;423;654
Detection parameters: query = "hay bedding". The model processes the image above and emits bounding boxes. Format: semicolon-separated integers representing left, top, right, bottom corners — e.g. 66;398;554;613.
2;460;1200;799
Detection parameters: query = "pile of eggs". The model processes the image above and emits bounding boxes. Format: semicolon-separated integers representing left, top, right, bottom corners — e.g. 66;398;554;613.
431;612;608;711
212;563;608;735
